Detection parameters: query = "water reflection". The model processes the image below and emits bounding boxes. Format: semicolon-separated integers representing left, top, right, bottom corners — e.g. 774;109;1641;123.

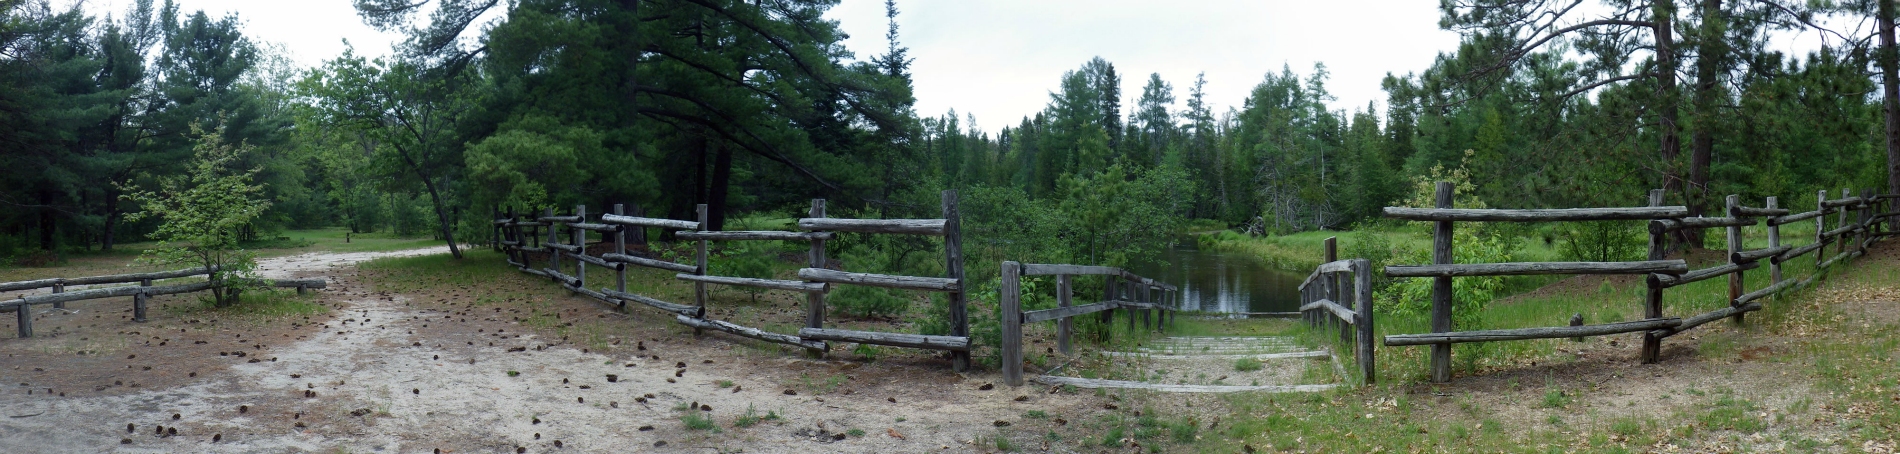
1125;240;1306;314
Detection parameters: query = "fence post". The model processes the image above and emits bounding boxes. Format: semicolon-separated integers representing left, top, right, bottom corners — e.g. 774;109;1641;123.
545;207;559;273
1642;189;1666;363
1101;277;1116;340
1726;195;1745;324
943;190;971;373
1430;181;1454;383
613;204;628;296
1862;189;1875;254
1001;261;1023;387
133;278;151;322
1765;197;1781;286
15;299;29;338
1325;237;1345;343
693;204;708;334
1817;190;1828;270
574;204;587;290
1300;281;1310;327
1057;274;1073;355
1839;189;1851;257
805;199;828;358
1353;259;1375;384
1132;283;1147;330
1125;278;1136;332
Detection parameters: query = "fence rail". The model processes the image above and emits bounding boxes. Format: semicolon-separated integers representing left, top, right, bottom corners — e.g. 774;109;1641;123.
495;190;974;370
2;266;326;338
1374;182;1898;383
997;261;1180;387
1296;237;1375;384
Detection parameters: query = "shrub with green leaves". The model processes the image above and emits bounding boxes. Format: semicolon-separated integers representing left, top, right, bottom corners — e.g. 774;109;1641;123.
122;123;271;307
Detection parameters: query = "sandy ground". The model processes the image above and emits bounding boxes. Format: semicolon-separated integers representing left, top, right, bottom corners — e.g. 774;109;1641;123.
0;246;1124;453
2;240;1893;453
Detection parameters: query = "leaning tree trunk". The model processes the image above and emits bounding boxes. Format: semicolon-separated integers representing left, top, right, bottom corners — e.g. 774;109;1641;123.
422;177;463;259
1882;0;1900;196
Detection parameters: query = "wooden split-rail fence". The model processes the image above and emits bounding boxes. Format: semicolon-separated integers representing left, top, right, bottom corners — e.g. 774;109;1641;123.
495;190;975;371
1297;236;1376;384
1;266;327;338
997;262;1180;387
1370;182;1900;383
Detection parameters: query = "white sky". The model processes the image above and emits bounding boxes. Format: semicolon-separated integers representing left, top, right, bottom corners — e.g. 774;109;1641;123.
85;0;406;66
78;0;1854;135
825;0;1461;131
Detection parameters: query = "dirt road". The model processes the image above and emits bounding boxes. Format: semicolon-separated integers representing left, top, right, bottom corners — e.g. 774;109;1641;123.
0;247;1106;453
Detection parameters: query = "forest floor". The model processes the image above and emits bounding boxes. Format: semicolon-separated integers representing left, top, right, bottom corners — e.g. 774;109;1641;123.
0;235;1895;453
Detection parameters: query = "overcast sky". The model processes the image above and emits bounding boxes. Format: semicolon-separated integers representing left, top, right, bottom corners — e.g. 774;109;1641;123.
79;0;1853;134
825;0;1460;132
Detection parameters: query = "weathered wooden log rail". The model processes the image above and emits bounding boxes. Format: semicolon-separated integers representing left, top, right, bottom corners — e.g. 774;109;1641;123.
495;190;974;371
2;266;327;338
1295;237;1376;384
1373;182;1898;383
998;261;1180;387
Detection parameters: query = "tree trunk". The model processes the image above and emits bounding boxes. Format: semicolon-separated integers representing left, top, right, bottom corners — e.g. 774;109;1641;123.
708;139;733;232
422;177;463;259
696;134;708;208
1654;1;1691;249
1689;0;1722;243
102;188;119;252
38;189;55;251
1881;0;1900;196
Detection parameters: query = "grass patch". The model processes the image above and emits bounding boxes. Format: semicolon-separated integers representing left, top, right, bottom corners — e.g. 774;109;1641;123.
168;288;327;320
1698;393;1766;433
1233;357;1263;372
733;404;766;428
797;373;846;395
681;411;719;432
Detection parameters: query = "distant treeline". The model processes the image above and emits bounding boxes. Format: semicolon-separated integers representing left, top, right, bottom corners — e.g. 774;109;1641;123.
0;0;1893;261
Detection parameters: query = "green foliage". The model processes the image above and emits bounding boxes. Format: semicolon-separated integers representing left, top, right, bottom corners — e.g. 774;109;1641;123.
709;243;777;303
1055;164;1194;267
1233;357;1263;372
1380;168;1511;332
122;123;271;307
829;285;909;319
1343;229;1403;291
1555;221;1646;262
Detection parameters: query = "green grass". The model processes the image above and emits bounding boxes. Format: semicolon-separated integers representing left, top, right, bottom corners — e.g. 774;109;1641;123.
681;411;719;432
280;228;443;254
733;404;764;428
1233;357;1263;372
167;287;328;320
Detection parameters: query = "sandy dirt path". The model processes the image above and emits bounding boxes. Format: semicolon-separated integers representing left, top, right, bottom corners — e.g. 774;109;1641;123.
0;247;1097;453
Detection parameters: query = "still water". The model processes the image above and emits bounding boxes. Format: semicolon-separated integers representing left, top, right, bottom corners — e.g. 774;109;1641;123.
1124;239;1306;314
